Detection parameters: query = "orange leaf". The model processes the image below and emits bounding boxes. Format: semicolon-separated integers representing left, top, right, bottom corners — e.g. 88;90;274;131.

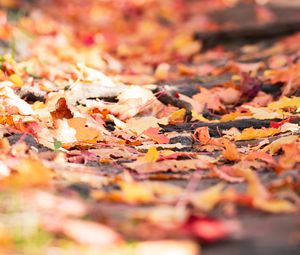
278;143;300;171
243;151;275;166
222;139;240;161
1;159;53;188
67;118;101;142
194;127;222;146
235;127;280;141
194;126;211;145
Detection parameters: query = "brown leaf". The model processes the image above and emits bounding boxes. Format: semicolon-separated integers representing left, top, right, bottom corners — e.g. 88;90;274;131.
51;97;73;120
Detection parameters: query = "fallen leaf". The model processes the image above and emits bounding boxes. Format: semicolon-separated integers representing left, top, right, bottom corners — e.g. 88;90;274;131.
143;127;170;144
192;183;225;211
194;127;222;146
124;157;214;174
9;74;24;87
278;143;300;171
129;240;198;255
243;151;275;166
169;108;186;124
94;181;155;204
222;139;240;161
61;219;122;246
235;168;296;213
67;117;102;142
185;216;238;242
262;135;299;155
240;72;262;99
51;97;73;120
267;96;300;111
235;127;280;141
126;116;168;135
1;158;53;188
143;146;159;163
194;126;213;145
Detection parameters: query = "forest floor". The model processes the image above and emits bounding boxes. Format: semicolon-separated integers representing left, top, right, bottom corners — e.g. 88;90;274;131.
0;1;300;254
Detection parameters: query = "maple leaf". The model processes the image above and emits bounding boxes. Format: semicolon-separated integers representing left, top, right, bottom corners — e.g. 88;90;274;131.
262;135;299;155
240;72;262;99
222;139;240;161
93;181;155;204
1;159;53;188
277;143;300;171
194;126;211;145
194;126;222;146
192;183;225;211
265;63;300;95
143;127;169;144
67;117;102;142
46;218;123;246
143;146;159;163
235;168;296;213
243;151;275;166
50;97;73;120
168;108;186;124
0;86;33;115
129;240;198;255
124;157;214;174
184;216;239;243
126;116;168;135
267;96;300;111
235;127;280;141
192;87;225;112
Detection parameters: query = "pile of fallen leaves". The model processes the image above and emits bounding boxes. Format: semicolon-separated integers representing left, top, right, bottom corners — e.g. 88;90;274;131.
0;0;300;254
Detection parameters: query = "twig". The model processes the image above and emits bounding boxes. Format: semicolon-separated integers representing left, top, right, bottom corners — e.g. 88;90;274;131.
161;117;300;136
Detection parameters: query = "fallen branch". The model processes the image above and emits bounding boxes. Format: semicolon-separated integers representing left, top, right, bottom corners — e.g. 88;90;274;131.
153;85;193;121
195;20;300;50
161;117;300;136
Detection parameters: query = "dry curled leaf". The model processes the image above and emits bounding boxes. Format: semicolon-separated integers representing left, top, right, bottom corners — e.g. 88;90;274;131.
222;139;240;161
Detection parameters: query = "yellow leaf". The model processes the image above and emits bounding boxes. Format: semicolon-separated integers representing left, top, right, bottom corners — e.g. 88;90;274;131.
1;159;52;188
9;74;24;87
267;96;300;111
235;127;280;141
245;106;282;120
235;168;296;213
107;181;155;204
126;116;168;135
254;198;296;213
192;183;225;211
144;146;159;163
169;108;186;123
262;135;299;155
220;112;241;121
192;110;210;122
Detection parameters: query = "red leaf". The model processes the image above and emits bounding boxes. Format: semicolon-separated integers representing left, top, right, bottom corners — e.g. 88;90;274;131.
185;216;236;243
270;117;292;128
143;127;170;144
240;72;262;99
